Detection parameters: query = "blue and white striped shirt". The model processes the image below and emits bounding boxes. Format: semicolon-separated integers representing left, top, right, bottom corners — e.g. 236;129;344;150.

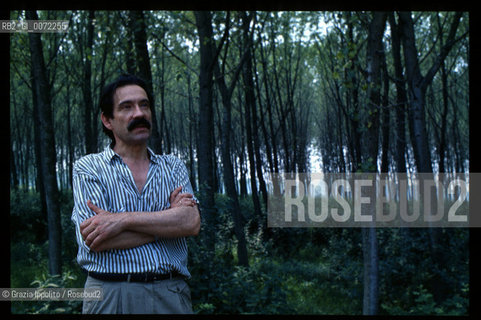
71;145;197;277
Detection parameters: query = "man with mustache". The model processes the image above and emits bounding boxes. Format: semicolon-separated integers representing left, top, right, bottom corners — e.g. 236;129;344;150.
71;74;200;314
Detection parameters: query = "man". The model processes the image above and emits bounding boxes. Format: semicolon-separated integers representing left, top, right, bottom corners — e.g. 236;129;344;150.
71;74;201;314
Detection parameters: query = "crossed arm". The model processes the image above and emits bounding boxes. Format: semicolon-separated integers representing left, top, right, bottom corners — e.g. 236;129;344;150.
79;187;200;252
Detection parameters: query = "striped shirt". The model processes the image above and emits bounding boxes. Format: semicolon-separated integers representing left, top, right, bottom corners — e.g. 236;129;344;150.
71;145;197;278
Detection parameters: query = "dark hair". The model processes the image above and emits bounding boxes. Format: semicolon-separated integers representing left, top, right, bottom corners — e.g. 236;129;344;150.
99;74;154;143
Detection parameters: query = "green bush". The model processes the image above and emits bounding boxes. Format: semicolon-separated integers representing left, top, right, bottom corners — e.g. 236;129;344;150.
11;269;84;314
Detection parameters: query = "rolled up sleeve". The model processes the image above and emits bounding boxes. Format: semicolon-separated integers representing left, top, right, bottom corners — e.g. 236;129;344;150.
71;164;109;251
171;157;201;218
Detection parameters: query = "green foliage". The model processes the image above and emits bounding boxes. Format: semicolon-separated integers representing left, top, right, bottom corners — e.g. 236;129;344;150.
381;283;468;315
10;191;469;315
377;228;469;315
10;189;47;244
10;188;86;314
11;270;83;314
192;262;292;314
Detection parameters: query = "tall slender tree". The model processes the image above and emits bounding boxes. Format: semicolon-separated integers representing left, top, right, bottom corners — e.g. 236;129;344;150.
388;12;408;173
241;12;263;219
213;30;250;266
398;11;464;173
129;10;162;153
80;10;96;154
194;10;217;262
398;11;465;304
26;10;62;276
361;11;387;316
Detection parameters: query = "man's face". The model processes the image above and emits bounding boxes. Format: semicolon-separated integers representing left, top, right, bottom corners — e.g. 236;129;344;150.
102;84;152;147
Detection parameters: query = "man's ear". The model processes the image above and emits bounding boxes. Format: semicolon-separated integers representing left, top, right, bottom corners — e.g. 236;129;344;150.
101;113;113;130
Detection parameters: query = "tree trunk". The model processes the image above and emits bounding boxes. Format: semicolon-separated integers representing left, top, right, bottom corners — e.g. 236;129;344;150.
129;10;162;153
436;13;450;175
210;14;250;266
66;82;74;189
397;13;418;175
10;138;19;191
241;12;268;207
398;11;462;173
361;12;387;316
194;10;217;260
436;61;448;173
380;49;390;173
79;11;96;154
388;13;407;173
214;61;249;267
237;92;248;197
10;91;20;191
270;29;291;173
259;39;281;195
186;71;197;191
27;10;62;276
398;11;464;304
124;12;137;75
241;12;263;219
362;227;379;315
365;12;386;168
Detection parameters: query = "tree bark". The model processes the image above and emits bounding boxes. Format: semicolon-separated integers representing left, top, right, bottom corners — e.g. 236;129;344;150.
362;227;379;315
242;12;268;206
81;10;96;154
194;10;217;260
237;92;248;197
124;11;137;75
380;49;390;173
388;13;407;173
129;10;162;153
362;12;387;316
398;11;463;173
241;12;263;219
27;10;62;276
10;90;20;191
214;60;249;267
438;61;449;174
259;39;281;195
186;71;197;191
398;11;464;304
210;14;249;266
364;12;386;168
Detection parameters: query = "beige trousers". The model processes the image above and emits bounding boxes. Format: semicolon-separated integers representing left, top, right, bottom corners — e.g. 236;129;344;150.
82;275;193;314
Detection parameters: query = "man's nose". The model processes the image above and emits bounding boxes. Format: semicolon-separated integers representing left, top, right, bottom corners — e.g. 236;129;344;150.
132;104;147;117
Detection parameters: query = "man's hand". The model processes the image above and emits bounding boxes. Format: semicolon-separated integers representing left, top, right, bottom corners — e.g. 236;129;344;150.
80;201;128;252
169;186;197;209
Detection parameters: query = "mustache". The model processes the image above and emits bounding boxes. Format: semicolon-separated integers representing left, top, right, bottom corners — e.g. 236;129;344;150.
127;118;152;131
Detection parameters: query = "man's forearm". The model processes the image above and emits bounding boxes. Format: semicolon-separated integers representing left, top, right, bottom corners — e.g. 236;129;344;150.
121;206;201;238
91;230;155;252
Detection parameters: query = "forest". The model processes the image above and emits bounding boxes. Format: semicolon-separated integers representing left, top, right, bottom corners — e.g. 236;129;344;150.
9;10;469;314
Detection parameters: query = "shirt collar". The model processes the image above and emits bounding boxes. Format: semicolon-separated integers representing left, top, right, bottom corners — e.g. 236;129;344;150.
146;147;161;164
103;144;118;163
102;144;160;164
